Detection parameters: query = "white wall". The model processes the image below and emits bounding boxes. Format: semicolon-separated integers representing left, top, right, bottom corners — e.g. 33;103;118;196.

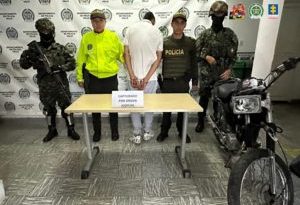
251;0;285;79
269;0;300;101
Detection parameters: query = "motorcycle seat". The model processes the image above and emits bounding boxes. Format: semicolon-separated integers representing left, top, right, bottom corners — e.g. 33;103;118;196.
214;80;239;100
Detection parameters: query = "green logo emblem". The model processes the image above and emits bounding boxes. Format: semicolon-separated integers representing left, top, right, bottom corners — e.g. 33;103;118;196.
249;3;264;19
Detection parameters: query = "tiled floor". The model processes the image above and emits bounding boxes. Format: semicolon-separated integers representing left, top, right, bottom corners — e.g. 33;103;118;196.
0;102;299;205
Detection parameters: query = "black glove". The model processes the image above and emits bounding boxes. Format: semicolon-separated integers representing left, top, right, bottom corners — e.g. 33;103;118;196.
23;50;39;63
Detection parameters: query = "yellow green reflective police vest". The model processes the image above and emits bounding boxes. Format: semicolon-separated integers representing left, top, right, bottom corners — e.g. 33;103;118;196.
76;29;124;81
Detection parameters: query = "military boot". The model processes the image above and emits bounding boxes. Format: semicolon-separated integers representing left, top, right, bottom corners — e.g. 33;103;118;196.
63;113;80;140
43;125;58;142
67;125;80;140
195;117;204;133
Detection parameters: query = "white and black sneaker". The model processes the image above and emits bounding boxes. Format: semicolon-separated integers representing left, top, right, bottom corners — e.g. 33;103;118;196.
129;134;142;144
143;131;154;141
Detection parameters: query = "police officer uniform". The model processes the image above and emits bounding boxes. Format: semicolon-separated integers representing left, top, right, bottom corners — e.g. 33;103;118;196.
157;12;198;143
76;9;124;142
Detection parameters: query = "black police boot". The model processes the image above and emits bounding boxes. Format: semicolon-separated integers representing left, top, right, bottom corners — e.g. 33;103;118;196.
110;113;119;141
156;132;168;142
195;117;204;133
111;130;119;141
43;125;58;142
67;125;80;140
93;129;101;142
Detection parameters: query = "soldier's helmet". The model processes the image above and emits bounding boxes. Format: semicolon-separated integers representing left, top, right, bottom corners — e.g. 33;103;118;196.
35;18;55;34
209;1;228;17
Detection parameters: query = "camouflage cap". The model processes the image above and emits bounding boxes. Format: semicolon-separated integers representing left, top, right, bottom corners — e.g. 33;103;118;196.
172;11;187;22
90;9;106;20
209;1;228;17
35;18;55;34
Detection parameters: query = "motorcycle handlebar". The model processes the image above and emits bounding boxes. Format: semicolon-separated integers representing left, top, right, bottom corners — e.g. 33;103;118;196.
262;57;300;90
282;57;300;70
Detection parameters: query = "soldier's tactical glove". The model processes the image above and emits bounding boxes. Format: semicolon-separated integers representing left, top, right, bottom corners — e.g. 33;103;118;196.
23;50;39;64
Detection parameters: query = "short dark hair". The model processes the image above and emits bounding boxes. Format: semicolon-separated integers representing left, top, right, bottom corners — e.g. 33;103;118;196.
143;12;155;21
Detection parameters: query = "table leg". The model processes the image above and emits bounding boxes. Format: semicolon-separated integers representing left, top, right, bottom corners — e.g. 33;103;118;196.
81;113;99;179
175;112;191;178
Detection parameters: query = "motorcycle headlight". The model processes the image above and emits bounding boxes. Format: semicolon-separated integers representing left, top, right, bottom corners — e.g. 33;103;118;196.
232;95;261;114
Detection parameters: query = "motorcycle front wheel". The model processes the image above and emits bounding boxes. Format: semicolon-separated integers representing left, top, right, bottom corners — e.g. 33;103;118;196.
227;149;294;205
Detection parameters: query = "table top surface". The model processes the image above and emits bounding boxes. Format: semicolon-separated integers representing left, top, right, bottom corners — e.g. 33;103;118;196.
65;93;202;113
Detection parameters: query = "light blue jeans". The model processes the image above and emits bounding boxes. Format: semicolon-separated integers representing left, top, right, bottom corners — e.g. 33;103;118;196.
129;80;157;135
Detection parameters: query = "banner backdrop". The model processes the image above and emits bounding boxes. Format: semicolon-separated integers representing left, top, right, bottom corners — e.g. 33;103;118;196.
0;0;259;117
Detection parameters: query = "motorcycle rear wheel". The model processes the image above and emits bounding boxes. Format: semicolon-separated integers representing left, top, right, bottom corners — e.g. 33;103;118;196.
227;149;294;205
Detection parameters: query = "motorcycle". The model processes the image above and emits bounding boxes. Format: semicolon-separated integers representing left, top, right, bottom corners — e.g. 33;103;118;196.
208;57;300;205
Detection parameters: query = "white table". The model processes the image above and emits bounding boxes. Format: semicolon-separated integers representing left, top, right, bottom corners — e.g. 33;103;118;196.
65;93;203;179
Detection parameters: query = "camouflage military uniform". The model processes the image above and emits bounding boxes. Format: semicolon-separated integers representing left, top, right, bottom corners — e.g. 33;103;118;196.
196;27;238;96
19;18;79;142
194;0;238;133
20;42;75;112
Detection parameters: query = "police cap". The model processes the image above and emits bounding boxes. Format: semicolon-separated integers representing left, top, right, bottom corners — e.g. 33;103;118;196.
172;11;187;22
90;9;106;20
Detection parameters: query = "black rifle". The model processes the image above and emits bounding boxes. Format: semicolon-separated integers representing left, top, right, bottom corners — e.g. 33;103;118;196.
29;40;71;104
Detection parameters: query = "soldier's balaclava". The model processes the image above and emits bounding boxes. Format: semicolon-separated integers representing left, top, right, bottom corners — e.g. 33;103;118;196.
35;18;55;48
40;32;55;48
211;15;225;33
209;1;228;33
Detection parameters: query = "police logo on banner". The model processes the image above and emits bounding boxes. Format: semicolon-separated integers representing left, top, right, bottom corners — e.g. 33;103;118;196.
78;0;90;4
81;27;92;35
249;3;263;19
122;27;128;38
65;43;77;54
0;0;11;6
39;0;50;5
139;8;150;20
158;0;170;4
33;74;38;84
4;102;15;112
122;0;134;5
6;27;18;39
178;7;189;19
68;73;77;84
11;59;21;70
22;9;35;22
194;25;206;38
159;26;168;38
0;73;10;84
19;88;30;99
101;9;112;21
61;8;73;21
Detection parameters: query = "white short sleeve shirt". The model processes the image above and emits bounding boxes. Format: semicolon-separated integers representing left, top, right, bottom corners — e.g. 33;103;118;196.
124;19;163;81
